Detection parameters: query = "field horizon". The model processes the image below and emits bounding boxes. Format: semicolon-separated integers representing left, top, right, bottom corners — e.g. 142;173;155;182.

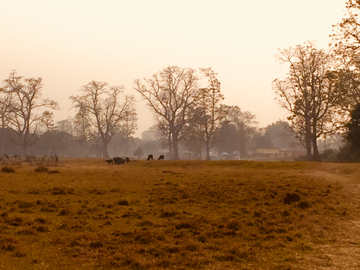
1;159;360;269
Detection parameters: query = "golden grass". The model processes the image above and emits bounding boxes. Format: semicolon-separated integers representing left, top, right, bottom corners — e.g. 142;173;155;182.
0;159;360;269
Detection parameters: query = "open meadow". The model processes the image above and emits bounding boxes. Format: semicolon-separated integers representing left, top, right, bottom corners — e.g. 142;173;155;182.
1;159;360;269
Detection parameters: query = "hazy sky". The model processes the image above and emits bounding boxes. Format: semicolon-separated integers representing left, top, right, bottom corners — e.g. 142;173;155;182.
0;0;346;136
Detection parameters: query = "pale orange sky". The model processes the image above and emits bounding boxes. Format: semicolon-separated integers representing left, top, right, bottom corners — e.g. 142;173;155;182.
0;1;346;136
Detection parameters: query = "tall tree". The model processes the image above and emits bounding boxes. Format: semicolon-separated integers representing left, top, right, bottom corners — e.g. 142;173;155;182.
330;0;360;114
70;81;136;158
215;105;257;157
134;66;199;160
345;102;360;151
197;67;224;160
264;121;300;149
1;70;59;158
273;42;341;161
0;89;13;154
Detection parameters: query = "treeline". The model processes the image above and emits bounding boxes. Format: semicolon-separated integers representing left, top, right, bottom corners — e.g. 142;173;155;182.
2;1;360;161
0;118;343;161
0;67;304;161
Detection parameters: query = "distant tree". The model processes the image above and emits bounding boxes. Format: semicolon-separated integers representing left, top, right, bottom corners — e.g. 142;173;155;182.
134;66;199;160
57;118;74;136
330;1;360;116
134;147;144;159
345;103;360;151
72;105;94;148
214;121;241;155
197;67;225;160
70;81;136;158
1;70;59;158
273;41;341;161
0;89;13;128
0;89;13;154
118;108;138;156
252;129;273;149
337;103;360;161
214;105;257;157
183;107;204;159
40;110;56;133
264;121;300;149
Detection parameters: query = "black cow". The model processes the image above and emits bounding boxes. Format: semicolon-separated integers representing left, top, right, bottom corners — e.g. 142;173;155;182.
105;159;113;165
113;157;125;165
125;157;131;163
158;155;164;160
147;154;153;161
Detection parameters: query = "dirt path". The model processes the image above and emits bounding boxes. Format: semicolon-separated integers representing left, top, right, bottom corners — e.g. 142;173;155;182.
303;164;360;269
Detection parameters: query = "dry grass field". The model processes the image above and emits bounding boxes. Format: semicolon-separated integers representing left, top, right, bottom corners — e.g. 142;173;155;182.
1;159;360;269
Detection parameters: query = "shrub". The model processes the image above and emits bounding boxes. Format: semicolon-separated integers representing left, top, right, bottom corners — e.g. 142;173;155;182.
1;166;15;173
117;200;129;206
298;201;311;209
34;166;49;172
284;193;300;204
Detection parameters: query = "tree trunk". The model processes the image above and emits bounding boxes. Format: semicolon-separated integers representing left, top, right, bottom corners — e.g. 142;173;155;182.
173;133;180;160
101;138;109;158
168;134;173;160
312;123;321;162
305;116;312;159
205;140;210;160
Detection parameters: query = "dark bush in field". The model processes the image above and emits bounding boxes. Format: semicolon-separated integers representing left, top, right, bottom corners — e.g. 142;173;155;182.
284;192;300;204
1;166;15;173
117;200;129;205
34;166;49;172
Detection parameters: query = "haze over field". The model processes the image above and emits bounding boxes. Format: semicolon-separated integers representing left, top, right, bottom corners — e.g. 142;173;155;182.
0;0;346;136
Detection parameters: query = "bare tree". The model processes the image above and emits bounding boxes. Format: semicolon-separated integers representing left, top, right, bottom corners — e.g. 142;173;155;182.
134;66;199;160
57;118;75;136
70;81;136;158
0;89;13;154
40;110;56;133
0;90;13;128
2;70;59;158
273;42;341;161
198;67;224;160
330;0;360;113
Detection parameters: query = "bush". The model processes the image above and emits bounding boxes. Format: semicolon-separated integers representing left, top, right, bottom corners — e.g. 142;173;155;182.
284;193;300;204
34;166;49;172
1;166;15;173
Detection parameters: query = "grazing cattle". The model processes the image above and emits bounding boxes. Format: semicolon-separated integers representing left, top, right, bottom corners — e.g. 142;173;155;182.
125;157;131;163
158;155;164;160
147;154;153;161
113;157;122;165
113;157;125;165
105;159;113;165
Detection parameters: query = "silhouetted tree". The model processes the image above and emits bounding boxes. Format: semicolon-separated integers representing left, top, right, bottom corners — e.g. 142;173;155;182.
134;66;199;160
330;1;360;118
345;103;360;150
264;121;300;149
1;70;59;158
70;81;136;158
197;67;225;160
273;42;341;161
134;147;144;159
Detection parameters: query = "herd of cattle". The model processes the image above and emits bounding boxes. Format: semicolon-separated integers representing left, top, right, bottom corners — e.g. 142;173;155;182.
105;154;164;165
